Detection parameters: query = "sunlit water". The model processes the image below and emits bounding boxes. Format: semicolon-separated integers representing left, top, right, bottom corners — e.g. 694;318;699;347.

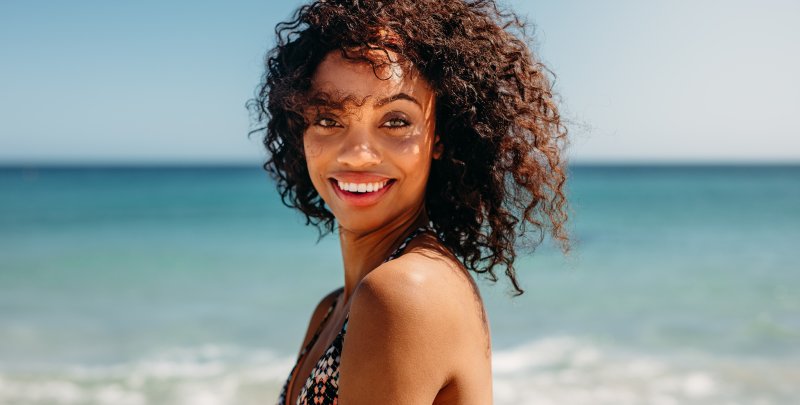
1;164;798;404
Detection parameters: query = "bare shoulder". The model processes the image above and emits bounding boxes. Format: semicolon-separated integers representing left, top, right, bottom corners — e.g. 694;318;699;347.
297;286;343;351
317;286;344;312
339;245;491;404
355;248;486;333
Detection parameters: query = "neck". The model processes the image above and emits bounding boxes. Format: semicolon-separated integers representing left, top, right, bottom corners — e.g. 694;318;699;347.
338;206;430;302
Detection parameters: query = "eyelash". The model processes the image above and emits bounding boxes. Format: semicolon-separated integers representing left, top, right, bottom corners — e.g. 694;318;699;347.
382;118;410;130
313;117;411;130
314;117;341;129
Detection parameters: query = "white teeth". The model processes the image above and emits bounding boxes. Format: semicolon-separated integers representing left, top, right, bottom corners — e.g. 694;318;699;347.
336;180;389;193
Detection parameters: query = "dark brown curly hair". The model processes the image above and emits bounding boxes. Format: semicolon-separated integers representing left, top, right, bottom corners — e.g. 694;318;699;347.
250;0;571;295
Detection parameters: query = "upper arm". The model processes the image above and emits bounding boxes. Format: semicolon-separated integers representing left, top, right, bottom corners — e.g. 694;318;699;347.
337;261;460;404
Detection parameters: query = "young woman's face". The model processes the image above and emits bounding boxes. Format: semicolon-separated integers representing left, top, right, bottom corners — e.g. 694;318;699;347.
303;51;440;234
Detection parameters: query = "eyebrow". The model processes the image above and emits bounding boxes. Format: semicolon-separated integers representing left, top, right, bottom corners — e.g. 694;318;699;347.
374;93;422;108
307;92;422;110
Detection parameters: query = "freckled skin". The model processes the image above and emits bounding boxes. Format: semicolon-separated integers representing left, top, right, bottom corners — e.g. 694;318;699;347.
303;51;439;238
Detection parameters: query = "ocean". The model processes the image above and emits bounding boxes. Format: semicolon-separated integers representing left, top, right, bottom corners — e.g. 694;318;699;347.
1;164;798;404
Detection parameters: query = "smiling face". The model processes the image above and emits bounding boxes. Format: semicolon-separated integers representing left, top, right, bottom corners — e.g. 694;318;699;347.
303;51;440;234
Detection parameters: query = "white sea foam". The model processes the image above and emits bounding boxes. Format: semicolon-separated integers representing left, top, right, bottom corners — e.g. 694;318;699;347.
0;338;797;405
491;336;798;405
0;345;293;405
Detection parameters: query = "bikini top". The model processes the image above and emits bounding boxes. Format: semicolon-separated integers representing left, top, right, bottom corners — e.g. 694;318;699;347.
276;226;433;405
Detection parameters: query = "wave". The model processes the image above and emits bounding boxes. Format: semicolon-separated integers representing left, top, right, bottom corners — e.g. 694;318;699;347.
492;336;798;404
1;337;797;405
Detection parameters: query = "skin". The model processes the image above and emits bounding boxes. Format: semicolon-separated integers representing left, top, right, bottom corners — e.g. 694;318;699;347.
303;50;441;299
285;51;493;404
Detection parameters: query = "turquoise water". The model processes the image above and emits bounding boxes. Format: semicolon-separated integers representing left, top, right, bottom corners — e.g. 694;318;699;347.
1;165;798;404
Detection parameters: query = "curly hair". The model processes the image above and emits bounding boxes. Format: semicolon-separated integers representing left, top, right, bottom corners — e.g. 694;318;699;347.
250;0;571;295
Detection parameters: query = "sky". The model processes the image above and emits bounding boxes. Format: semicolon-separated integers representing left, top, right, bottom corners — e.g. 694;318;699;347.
0;0;798;165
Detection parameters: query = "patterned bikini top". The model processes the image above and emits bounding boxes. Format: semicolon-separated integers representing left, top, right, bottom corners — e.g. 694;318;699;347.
276;226;433;405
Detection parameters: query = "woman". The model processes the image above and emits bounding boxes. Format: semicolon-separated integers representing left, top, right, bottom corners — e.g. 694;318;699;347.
251;0;570;403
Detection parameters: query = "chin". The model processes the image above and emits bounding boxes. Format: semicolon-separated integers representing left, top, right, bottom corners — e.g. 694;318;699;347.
335;216;389;234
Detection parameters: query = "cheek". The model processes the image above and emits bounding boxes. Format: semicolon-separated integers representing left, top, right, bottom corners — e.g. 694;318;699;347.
303;138;327;191
303;136;324;159
394;127;432;157
398;142;421;156
395;138;434;187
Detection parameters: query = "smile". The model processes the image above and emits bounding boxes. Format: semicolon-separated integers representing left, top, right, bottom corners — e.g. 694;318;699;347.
329;178;396;207
335;179;391;193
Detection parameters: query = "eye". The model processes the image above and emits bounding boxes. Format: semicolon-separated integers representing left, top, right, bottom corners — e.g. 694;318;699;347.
381;117;410;129
314;117;342;129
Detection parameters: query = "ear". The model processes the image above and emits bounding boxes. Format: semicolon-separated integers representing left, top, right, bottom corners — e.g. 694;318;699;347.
432;134;444;160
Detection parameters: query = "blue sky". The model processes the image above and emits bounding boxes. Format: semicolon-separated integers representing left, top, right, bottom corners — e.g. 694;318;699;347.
1;0;798;164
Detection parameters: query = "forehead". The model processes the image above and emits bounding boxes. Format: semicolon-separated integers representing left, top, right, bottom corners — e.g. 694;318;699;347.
309;51;433;107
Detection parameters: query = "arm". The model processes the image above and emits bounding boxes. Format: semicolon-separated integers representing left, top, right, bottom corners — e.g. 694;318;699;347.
337;261;459;404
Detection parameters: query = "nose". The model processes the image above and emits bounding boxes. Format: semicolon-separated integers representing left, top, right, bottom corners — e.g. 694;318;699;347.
337;127;381;168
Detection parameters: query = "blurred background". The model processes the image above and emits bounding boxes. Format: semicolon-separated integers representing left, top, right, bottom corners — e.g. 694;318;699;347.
1;1;798;404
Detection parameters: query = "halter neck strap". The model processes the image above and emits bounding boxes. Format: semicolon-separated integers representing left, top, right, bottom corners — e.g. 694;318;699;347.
383;226;433;263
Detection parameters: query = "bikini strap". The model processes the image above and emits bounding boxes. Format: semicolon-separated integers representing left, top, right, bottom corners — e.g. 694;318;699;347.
383;225;433;263
298;296;338;356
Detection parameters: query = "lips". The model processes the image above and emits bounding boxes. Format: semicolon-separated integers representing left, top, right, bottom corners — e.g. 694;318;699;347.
330;172;393;183
329;178;396;207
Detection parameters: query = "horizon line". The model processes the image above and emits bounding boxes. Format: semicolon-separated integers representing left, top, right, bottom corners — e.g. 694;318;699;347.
1;160;798;170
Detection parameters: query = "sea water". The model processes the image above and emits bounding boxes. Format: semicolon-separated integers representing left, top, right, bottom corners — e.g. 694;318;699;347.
1;164;798;404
